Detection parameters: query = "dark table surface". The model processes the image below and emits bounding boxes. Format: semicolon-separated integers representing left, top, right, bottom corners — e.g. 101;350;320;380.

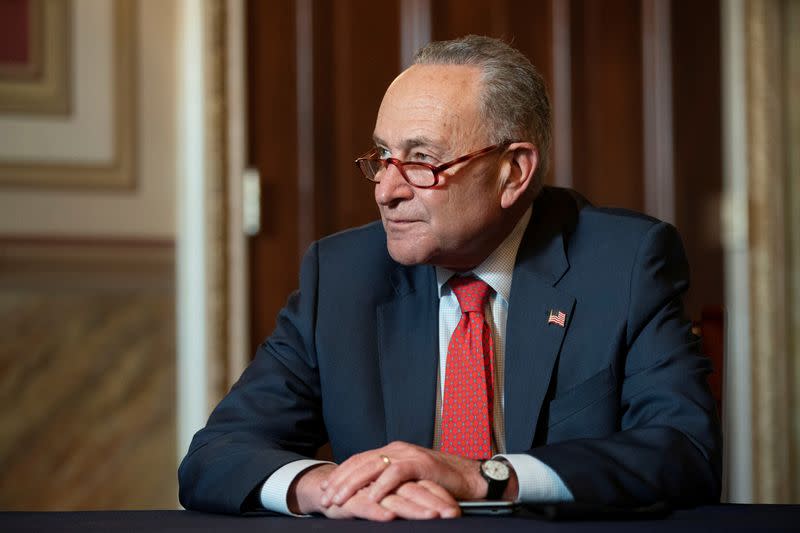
1;505;798;532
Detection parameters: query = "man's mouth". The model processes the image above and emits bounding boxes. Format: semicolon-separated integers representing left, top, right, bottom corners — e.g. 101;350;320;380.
383;218;422;234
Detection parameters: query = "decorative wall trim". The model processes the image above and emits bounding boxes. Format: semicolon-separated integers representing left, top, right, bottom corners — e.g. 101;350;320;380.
225;0;249;384
0;237;174;291
0;0;71;114
746;0;793;504
783;0;800;505
0;0;137;189
203;0;230;406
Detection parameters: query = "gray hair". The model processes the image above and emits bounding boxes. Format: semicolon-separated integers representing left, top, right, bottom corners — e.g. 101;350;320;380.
413;35;552;184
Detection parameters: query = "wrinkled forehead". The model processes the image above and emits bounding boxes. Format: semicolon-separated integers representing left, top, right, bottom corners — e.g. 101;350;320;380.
374;64;487;152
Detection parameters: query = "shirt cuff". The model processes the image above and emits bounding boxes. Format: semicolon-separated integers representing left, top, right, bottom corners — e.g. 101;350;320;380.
259;459;334;516
495;453;574;503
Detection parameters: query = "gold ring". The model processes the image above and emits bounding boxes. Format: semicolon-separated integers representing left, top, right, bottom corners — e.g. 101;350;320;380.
380;454;391;466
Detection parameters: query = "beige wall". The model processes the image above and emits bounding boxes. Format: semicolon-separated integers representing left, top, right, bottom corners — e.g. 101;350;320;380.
0;0;182;510
0;0;177;239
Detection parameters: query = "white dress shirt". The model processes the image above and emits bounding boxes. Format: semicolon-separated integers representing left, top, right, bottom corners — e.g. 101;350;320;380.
261;207;573;514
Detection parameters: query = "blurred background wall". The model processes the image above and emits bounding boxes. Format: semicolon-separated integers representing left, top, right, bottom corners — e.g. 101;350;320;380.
0;0;797;510
0;0;178;509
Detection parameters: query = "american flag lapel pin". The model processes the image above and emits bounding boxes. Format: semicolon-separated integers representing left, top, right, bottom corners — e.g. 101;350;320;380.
547;309;567;327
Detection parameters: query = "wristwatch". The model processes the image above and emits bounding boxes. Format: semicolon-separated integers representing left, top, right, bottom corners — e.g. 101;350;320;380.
480;459;510;500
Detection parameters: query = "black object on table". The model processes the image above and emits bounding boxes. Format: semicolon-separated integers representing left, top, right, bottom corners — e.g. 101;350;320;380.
1;505;798;532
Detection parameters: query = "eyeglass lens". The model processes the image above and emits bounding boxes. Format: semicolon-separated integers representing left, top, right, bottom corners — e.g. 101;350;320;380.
362;160;435;187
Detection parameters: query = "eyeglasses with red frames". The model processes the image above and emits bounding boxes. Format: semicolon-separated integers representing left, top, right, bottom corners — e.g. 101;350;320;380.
354;141;515;188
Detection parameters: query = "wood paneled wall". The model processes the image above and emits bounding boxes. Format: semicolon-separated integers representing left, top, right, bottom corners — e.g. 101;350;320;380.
0;241;176;510
247;0;722;348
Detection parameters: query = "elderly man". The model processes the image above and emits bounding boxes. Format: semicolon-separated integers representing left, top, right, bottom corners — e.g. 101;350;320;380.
178;35;721;520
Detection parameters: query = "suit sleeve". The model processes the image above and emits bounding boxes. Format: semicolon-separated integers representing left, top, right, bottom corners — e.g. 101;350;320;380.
178;242;328;514
529;222;723;506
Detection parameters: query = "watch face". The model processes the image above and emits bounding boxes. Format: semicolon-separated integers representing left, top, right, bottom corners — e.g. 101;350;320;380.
482;460;510;481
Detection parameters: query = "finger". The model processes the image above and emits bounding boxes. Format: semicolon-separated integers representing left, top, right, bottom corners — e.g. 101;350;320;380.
397;481;460;519
379;493;438;520
321;453;366;490
324;490;396;522
322;455;390;507
325;502;396;522
322;456;387;507
416;480;461;518
367;460;420;503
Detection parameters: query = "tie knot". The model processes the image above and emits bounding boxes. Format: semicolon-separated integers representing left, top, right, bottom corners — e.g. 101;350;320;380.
449;276;492;314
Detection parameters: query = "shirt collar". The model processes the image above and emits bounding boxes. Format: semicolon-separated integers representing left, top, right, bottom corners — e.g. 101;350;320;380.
435;206;532;304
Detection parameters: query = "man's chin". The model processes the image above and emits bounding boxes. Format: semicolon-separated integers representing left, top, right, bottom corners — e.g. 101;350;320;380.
386;241;431;266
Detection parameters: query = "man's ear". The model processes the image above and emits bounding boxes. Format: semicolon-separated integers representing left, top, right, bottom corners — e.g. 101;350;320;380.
500;142;538;209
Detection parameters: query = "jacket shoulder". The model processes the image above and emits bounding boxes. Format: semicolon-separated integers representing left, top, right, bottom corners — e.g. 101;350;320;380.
310;221;403;292
317;220;384;250
537;186;668;244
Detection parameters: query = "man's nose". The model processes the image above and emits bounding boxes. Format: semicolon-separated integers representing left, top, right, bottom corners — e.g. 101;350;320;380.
374;163;414;206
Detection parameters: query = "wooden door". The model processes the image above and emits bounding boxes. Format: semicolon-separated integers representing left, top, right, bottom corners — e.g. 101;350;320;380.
247;0;401;350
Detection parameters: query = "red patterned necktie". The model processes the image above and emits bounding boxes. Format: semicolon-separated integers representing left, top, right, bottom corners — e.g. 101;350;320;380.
440;276;495;460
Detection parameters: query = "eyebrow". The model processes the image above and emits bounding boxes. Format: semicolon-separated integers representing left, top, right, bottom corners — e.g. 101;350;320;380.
372;135;443;153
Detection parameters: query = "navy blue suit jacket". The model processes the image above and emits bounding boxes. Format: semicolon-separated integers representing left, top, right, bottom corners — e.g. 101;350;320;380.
178;187;722;514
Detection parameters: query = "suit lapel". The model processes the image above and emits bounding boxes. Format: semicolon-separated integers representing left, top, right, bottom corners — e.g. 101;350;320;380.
504;190;577;452
504;273;575;451
376;265;439;447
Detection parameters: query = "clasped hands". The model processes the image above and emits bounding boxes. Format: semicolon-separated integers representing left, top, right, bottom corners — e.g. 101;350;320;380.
288;441;517;521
